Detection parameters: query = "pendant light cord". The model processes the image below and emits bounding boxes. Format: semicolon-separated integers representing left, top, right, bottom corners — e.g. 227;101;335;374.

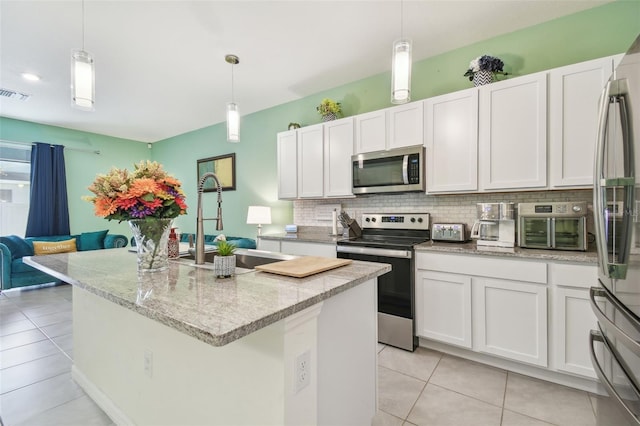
400;0;404;39
231;62;235;103
81;0;85;50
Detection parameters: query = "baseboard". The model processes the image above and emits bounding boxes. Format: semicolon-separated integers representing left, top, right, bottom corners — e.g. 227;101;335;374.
71;365;133;426
418;338;606;396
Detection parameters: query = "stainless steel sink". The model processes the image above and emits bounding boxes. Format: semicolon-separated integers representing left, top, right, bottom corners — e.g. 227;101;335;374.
178;248;297;273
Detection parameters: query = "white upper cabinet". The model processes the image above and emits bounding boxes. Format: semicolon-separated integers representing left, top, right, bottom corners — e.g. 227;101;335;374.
355;102;423;154
388;102;424;150
355;110;386;154
277;130;298;199
549;56;615;188
324;118;354;198
479;72;548;191
424;88;478;193
297;124;324;198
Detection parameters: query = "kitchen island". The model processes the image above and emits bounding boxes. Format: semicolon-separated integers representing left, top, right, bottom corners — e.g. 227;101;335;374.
25;248;390;426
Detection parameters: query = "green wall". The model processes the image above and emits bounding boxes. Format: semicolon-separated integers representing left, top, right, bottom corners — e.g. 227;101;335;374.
0;117;149;237
2;1;638;239
153;0;640;238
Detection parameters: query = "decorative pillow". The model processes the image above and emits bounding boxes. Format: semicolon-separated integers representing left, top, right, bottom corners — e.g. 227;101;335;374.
78;230;108;251
33;238;77;255
0;235;34;260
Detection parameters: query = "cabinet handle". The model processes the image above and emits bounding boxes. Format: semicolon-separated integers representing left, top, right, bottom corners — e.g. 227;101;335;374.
589;329;640;425
589;286;640;358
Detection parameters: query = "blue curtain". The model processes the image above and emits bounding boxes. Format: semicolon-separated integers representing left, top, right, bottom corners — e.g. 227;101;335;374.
25;143;70;237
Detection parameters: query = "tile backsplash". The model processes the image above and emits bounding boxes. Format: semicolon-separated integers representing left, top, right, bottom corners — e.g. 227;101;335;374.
293;189;594;233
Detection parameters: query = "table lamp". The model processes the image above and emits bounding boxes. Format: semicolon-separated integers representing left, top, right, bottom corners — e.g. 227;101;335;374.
247;206;271;237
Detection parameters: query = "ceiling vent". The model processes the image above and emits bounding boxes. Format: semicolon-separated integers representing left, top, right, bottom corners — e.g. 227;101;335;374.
0;88;30;101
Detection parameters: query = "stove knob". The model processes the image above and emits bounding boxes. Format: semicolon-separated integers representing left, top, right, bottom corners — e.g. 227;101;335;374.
371;217;377;222
410;217;416;223
572;205;583;213
365;217;371;222
417;218;423;223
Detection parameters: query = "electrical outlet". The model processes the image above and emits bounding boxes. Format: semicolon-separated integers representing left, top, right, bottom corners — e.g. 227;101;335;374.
143;349;153;378
294;350;310;393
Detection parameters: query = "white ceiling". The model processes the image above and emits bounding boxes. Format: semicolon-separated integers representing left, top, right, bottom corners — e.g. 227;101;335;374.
0;0;611;143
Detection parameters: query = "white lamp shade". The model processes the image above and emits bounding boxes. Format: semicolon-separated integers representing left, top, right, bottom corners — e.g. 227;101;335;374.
247;206;271;225
227;102;240;142
391;39;412;104
71;50;95;110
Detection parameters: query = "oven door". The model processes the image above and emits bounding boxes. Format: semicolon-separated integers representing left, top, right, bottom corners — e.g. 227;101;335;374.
336;245;416;351
553;217;587;250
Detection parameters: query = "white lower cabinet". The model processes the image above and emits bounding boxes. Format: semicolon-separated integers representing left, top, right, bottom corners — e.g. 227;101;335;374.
416;252;599;381
553;286;597;378
416;270;472;348
549;262;598;378
474;278;548;367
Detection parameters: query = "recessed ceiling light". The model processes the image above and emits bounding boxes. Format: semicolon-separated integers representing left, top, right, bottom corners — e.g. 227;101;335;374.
21;72;40;82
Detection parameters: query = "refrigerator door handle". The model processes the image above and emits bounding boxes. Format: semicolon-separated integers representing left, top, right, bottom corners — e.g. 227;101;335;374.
589;329;640;426
590;286;640;358
594;79;635;280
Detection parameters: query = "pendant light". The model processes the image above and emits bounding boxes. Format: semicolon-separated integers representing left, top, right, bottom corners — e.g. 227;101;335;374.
225;54;240;143
71;0;95;110
391;0;412;104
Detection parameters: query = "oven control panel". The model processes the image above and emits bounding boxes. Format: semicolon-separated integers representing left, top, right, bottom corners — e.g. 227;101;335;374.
518;201;588;217
361;213;430;230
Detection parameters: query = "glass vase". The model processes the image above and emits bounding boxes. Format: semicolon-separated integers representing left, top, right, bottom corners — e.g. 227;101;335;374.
129;218;173;272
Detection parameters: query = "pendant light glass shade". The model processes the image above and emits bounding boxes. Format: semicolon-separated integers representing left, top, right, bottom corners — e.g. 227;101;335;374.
227;102;240;142
71;50;95;110
391;39;412;104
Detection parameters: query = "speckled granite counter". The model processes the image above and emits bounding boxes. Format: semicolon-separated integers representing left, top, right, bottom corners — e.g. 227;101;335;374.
415;241;598;264
25;248;390;347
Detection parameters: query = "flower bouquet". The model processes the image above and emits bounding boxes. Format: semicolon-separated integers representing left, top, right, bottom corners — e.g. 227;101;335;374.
463;55;507;86
85;161;188;272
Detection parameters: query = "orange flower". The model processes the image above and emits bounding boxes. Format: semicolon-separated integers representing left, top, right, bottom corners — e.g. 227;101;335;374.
94;197;118;217
128;178;160;198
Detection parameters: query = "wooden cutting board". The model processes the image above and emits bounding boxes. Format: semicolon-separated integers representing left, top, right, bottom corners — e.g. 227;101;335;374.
254;256;352;278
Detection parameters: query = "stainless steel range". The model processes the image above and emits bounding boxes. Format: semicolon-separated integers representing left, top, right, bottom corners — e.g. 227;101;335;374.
336;213;430;351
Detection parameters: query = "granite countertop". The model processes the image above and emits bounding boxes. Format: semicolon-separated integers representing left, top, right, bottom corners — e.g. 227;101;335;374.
415;241;598;264
263;227;598;264
261;229;344;244
24;249;390;347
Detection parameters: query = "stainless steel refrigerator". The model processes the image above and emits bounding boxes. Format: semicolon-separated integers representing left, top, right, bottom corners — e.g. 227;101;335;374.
592;33;640;426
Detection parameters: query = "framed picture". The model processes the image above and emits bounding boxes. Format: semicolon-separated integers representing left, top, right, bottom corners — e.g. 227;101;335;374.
197;153;236;192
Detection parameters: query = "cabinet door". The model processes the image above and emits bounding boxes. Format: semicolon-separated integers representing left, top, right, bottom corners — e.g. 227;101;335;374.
475;278;548;367
388;102;424;150
479;73;547;190
425;89;478;193
324;118;354;197
549;57;614;188
354;110;386;154
554;287;597;378
277;130;298;199
297;124;324;198
416;270;472;348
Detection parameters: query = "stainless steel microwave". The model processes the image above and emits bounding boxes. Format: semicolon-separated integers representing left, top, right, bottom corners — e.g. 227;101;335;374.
352;146;425;194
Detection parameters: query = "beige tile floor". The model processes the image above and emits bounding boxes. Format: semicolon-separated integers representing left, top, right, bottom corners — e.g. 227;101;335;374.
1;283;599;426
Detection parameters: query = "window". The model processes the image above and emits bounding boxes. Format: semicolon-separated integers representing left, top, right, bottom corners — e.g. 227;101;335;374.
0;143;31;237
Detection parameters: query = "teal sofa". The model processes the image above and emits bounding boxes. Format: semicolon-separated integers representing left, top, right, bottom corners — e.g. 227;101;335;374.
0;231;128;291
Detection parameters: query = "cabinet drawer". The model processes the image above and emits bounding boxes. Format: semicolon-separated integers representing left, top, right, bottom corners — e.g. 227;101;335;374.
416;252;546;284
548;262;596;289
